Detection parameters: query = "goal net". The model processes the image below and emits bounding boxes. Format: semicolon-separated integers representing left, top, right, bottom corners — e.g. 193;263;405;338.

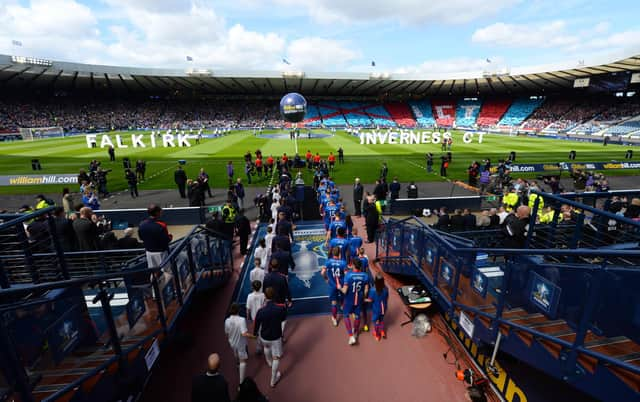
19;127;64;141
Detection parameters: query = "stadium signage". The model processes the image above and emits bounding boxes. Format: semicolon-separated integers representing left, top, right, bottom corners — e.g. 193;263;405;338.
487;161;640;174
85;133;192;149
0;174;78;186
359;130;484;145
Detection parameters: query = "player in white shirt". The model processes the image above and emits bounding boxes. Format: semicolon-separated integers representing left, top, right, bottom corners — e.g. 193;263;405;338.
250;258;265;286
270;201;280;224
246;280;266;354
224;303;255;384
264;226;275;252
253;239;269;270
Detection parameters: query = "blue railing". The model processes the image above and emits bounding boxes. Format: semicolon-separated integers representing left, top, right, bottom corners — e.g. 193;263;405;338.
376;206;640;390
0;219;233;402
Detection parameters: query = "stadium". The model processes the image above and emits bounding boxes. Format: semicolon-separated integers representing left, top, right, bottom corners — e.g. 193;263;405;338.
1;8;640;402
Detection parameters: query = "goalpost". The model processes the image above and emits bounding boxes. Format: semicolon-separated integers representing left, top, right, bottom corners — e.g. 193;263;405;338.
18;127;65;141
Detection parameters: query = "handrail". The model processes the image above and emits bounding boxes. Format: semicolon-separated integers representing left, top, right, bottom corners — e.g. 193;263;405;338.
531;189;640;228
41;329;163;402
451;302;640;377
0;206;55;229
0;248;146;260
0;225;229;299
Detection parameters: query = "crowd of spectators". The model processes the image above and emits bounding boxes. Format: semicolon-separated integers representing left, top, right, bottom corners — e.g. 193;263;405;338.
0;98;285;132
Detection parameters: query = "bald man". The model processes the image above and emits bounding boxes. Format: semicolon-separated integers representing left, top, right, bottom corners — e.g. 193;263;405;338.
191;353;230;402
503;205;531;249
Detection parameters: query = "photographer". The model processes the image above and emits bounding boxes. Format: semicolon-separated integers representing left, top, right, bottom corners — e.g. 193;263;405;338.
96;167;111;198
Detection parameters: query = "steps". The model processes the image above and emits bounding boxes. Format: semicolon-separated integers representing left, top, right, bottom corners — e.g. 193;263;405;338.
473;304;640;394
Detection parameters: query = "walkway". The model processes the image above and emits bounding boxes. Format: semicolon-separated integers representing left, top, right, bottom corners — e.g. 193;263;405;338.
139;218;470;402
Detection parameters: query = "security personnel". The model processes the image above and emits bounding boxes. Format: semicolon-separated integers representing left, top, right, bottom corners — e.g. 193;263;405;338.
527;192;544;212
502;188;519;212
221;201;237;239
35;194;53;210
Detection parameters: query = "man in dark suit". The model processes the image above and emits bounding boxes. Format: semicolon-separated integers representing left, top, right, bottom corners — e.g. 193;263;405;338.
72;207;99;251
433;207;450;231
174;166;187;198
191;353;230;402
353;178;363;217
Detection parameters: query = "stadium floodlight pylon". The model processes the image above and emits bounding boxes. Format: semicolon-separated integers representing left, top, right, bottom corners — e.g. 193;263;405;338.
19;126;64;140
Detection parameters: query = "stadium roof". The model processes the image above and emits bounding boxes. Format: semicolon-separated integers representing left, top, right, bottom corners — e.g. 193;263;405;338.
1;53;639;98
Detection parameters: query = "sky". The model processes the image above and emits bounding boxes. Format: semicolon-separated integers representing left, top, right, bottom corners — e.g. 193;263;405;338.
0;0;639;75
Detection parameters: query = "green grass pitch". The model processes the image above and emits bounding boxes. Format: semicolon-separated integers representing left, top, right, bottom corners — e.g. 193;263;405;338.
0;129;633;195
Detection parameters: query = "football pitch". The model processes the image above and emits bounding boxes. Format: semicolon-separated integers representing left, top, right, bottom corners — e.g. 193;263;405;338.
0;129;634;195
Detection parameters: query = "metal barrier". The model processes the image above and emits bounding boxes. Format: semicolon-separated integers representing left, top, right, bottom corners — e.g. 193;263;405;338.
376;207;640;402
0;221;232;402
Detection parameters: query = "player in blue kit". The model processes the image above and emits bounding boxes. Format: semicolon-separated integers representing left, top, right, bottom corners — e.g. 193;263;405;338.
321;247;347;326
341;258;370;345
348;229;363;263
322;199;339;230
328;227;350;261
326;214;346;240
366;274;389;341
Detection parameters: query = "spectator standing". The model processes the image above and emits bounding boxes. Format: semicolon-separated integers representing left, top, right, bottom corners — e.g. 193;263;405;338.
191;353;230;402
353;178;363;217
389;177;401;200
62;188;74;216
72;207;99;251
81;188;100;210
407;182;418;198
379;162;388;181
226;161;234;185
245;161;253;184
426;153;433;173
135;160;146;181
125;169;138;198
235;178;246;211
53;207;76;251
174;166;187;198
364;195;379;243
199;168;213;198
138;204;173;270
433;207;450;230
503;206;531;248
236;213;251;256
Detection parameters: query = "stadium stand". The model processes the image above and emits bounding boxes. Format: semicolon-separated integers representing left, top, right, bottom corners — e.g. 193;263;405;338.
316;101;347;127
300;104;324;127
408;100;436;127
476;98;512;126
520;98;576;131
362;104;396;127
384;102;417;127
603;115;640;135
337;101;373;127
455;99;482;127
431;100;456;127
498;97;544;126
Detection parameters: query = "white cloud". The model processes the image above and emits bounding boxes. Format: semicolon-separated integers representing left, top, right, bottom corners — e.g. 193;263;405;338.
395;56;507;76
284;38;360;70
472;19;640;59
275;0;518;25
472;20;580;48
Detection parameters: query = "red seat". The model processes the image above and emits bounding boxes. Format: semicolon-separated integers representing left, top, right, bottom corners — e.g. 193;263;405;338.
477;99;512;126
384;102;416;127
